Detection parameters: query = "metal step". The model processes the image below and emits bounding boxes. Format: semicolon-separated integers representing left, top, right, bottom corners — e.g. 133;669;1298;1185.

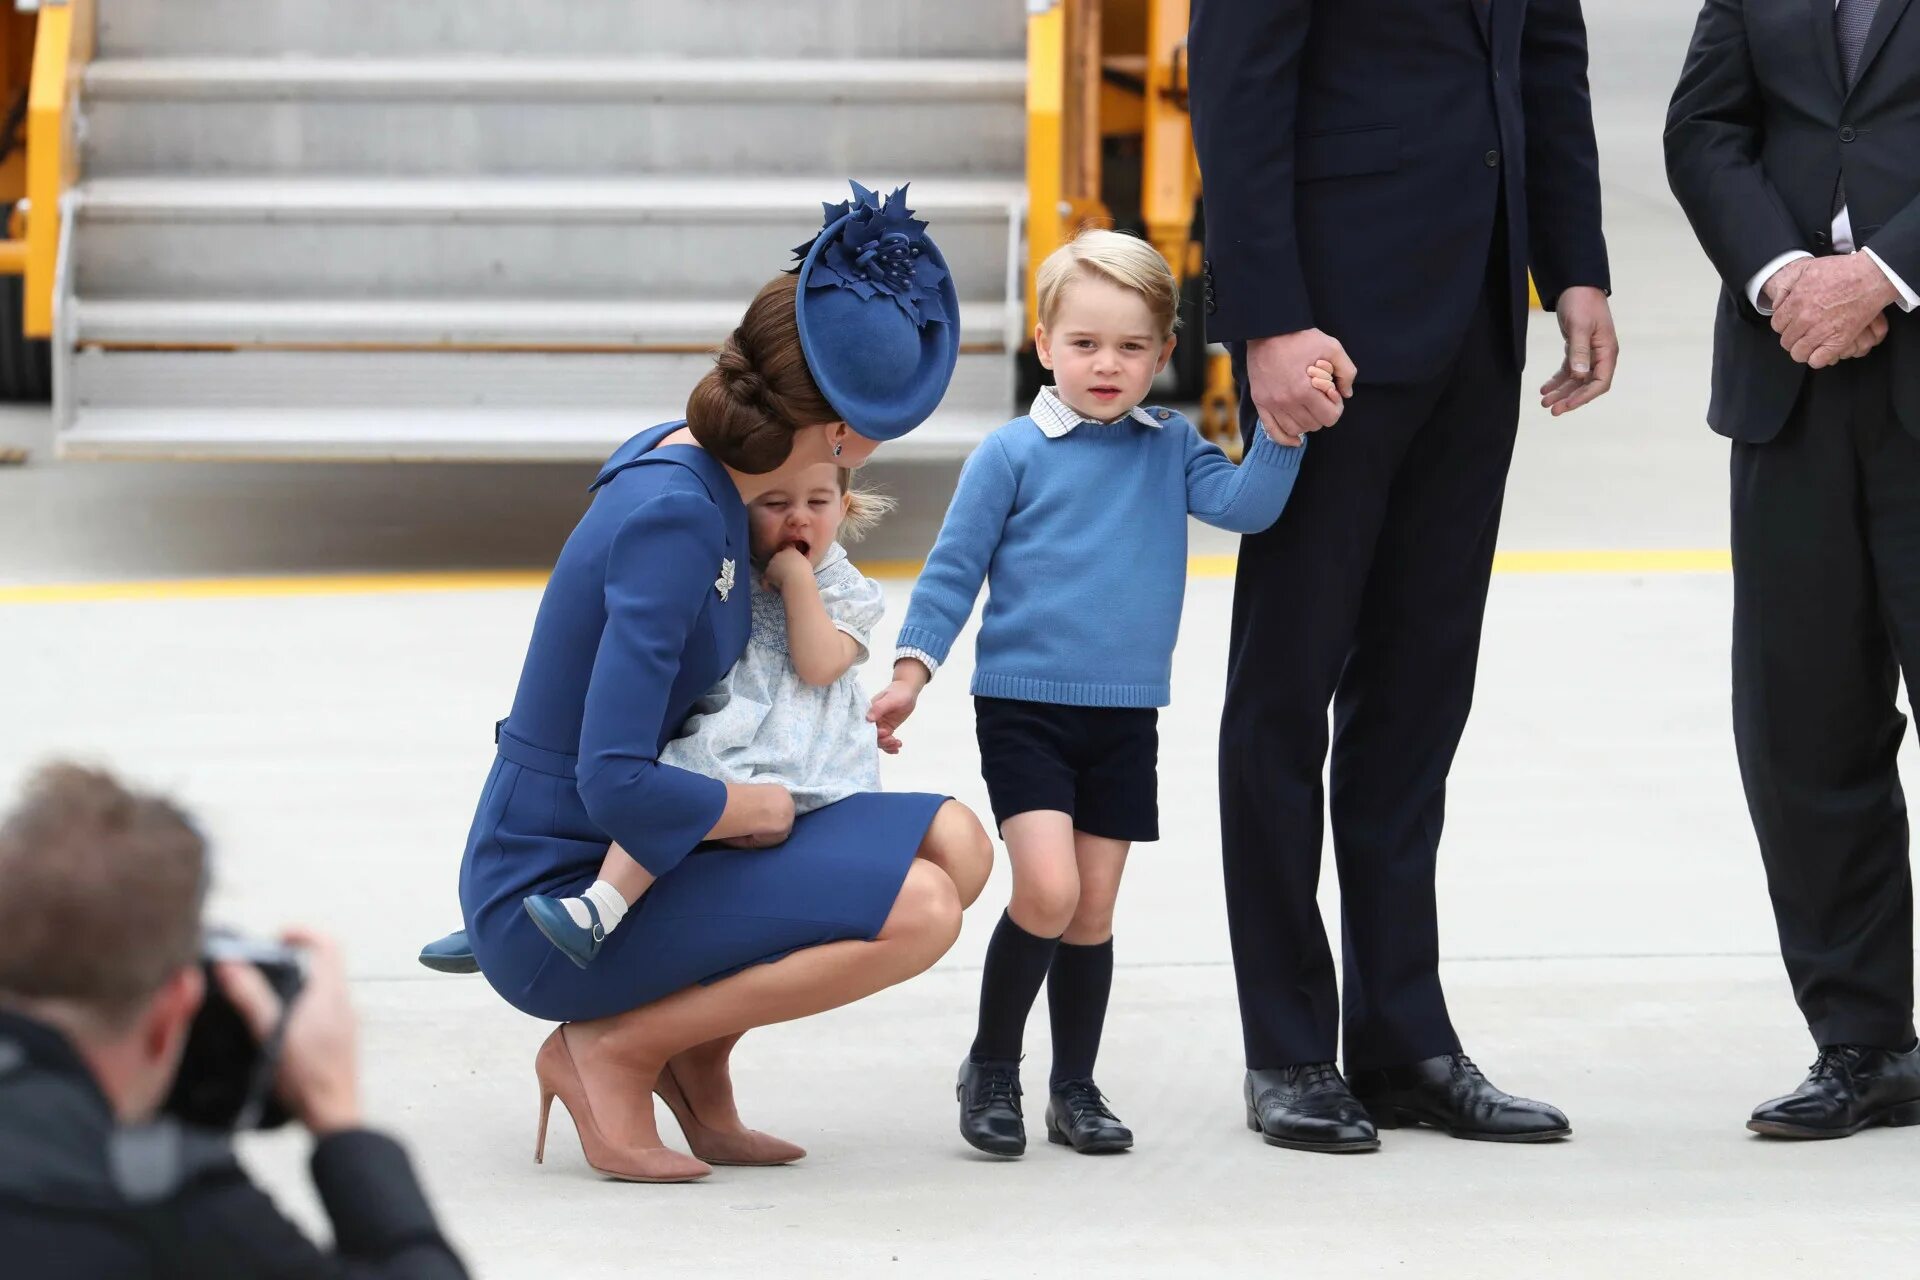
97;0;1027;60
82;58;1027;177
72;176;1023;301
69;298;1017;349
61;349;1013;461
61;353;1013;462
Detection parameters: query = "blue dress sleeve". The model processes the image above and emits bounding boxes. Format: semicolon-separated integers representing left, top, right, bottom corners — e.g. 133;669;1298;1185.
575;490;731;876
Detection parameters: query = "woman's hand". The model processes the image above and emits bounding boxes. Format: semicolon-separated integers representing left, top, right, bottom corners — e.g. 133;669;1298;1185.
742;783;795;847
763;546;813;593
868;660;930;755
707;781;795;848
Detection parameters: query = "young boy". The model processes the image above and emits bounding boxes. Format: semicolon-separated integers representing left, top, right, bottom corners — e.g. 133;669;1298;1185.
868;228;1330;1156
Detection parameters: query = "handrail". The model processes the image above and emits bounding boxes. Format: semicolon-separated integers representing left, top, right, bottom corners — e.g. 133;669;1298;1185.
25;0;89;339
1024;0;1105;338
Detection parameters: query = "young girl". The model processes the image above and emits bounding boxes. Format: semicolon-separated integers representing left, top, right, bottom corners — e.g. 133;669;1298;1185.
524;462;898;959
868;229;1330;1158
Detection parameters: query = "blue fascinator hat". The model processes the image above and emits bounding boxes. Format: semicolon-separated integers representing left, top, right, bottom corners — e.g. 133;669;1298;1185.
791;182;960;442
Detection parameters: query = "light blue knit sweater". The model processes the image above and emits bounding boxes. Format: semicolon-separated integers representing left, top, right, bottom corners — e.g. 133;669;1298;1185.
895;404;1303;707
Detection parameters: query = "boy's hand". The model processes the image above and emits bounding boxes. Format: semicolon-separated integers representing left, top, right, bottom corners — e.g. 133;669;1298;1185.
763;546;812;593
1307;359;1340;410
868;663;928;754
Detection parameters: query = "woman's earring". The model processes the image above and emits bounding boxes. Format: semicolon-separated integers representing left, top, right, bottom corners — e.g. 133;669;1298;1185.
833;440;843;458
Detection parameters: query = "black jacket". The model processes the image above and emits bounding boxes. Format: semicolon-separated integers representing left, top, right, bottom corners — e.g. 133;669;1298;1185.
0;1011;467;1280
1187;0;1610;381
1665;0;1920;441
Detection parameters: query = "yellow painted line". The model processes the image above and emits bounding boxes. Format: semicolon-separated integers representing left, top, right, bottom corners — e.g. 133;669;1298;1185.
1494;548;1732;575
0;570;550;605
0;549;1734;607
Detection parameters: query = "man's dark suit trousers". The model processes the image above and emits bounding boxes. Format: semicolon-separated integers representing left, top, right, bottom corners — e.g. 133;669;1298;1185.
1732;350;1920;1052
1220;255;1523;1072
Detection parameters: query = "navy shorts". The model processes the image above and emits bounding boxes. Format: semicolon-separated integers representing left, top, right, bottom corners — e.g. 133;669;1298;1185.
973;696;1159;843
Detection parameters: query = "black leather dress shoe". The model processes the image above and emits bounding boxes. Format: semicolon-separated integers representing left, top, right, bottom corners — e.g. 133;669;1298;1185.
1347;1054;1570;1142
957;1059;1026;1157
1748;1042;1920;1139
1244;1065;1380;1153
1046;1079;1133;1154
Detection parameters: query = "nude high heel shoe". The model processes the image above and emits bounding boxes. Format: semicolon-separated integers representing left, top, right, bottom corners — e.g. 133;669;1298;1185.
534;1027;712;1183
653;1063;807;1166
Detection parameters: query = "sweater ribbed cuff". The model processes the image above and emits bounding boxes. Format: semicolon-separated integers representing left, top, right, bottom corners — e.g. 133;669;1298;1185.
893;625;955;669
1243;427;1306;470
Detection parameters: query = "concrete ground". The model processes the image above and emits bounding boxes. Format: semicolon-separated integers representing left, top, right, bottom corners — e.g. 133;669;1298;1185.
4;2;1919;1275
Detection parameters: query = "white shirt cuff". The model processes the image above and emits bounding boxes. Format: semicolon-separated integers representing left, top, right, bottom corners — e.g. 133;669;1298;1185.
1863;248;1920;313
1747;250;1813;316
895;647;941;679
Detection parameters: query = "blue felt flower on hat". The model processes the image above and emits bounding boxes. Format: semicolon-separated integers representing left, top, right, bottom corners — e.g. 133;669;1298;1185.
793;182;951;330
790;181;962;443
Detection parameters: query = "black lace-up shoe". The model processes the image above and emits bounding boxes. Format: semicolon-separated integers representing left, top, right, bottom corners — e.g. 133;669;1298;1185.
1046;1079;1133;1154
957;1059;1026;1157
1347;1053;1570;1142
1748;1042;1920;1139
1244;1064;1380;1153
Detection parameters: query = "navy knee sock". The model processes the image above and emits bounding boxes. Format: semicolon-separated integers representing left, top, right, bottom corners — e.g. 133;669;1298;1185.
1047;937;1114;1087
969;910;1061;1066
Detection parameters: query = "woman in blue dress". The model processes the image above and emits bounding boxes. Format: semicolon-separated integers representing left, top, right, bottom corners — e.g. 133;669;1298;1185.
457;186;993;1182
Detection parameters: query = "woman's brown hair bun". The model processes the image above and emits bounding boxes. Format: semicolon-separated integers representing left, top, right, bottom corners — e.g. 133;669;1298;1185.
686;274;839;475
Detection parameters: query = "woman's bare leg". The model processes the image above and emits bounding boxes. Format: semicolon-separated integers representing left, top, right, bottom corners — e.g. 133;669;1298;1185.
565;857;964;1150
914;798;994;907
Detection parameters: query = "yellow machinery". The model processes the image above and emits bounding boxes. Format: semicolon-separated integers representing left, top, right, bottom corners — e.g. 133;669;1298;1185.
0;0;88;402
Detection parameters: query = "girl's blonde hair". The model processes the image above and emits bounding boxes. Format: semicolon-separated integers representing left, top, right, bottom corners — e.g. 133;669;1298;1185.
1034;228;1180;340
838;468;894;543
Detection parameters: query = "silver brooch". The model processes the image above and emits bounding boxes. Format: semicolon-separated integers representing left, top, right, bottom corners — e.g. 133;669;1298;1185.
715;558;736;602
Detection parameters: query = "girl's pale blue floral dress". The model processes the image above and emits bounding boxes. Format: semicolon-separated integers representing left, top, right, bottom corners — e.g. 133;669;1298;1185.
661;542;886;813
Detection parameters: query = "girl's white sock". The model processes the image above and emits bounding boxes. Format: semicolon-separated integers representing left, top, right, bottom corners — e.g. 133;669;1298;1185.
561;879;630;934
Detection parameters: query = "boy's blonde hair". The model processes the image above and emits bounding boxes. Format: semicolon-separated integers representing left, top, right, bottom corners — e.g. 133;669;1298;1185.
1035;228;1180;341
838;468;894;543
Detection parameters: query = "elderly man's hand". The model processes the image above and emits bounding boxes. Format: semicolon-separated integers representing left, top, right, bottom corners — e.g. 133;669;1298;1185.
1771;255;1899;369
1540;286;1618;416
1245;329;1356;444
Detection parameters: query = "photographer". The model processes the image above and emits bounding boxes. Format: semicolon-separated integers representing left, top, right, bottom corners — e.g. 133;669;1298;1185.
0;763;468;1279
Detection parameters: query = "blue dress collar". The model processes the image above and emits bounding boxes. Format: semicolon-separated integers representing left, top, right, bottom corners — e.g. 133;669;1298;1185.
590;421;740;513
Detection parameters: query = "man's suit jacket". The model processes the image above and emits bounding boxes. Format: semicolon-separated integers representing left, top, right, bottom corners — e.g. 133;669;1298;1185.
1188;0;1610;384
1666;0;1920;442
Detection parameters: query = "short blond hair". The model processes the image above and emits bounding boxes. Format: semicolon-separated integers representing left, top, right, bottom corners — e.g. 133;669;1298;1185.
1035;229;1180;340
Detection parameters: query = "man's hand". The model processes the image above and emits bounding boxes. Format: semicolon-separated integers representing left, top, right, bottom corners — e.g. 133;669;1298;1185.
1244;329;1356;444
1540;286;1619;416
868;660;929;755
1759;257;1813;313
1842;310;1891;361
216;930;361;1136
1772;255;1900;369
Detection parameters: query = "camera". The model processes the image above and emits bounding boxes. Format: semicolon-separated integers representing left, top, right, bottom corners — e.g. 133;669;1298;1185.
162;930;306;1132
